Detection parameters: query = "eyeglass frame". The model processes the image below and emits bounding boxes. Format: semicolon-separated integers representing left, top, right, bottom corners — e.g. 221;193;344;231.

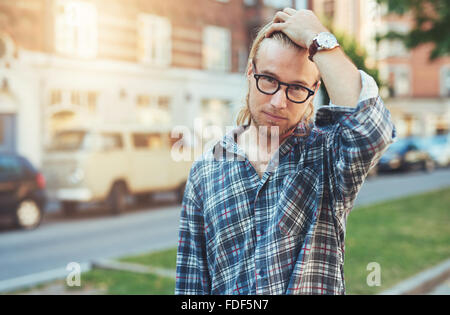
252;62;317;104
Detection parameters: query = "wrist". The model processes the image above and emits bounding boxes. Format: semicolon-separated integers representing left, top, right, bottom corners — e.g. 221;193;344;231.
307;31;340;62
305;32;318;49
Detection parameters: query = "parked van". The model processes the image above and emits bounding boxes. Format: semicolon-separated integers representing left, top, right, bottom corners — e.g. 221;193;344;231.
42;125;194;215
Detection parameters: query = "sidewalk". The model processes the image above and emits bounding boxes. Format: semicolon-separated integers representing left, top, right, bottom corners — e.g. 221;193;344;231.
380;258;450;295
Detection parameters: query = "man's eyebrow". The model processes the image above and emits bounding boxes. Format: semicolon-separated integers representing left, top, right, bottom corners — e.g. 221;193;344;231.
259;69;311;87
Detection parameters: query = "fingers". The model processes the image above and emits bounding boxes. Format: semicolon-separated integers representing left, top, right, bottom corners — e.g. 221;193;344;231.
273;11;290;23
283;8;297;15
265;22;284;38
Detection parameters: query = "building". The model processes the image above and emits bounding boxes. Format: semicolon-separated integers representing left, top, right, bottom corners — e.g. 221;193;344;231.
0;0;253;167
311;0;450;137
375;8;450;137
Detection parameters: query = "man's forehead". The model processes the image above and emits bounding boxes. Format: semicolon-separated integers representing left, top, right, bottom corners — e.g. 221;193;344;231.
256;39;319;86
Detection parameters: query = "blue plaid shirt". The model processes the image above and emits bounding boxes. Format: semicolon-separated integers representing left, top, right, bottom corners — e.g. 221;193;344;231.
176;71;397;295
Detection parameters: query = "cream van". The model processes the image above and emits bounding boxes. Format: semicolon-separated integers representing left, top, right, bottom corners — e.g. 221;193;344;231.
42;125;194;215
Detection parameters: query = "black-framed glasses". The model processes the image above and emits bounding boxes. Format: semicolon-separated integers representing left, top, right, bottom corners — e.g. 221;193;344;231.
252;62;316;104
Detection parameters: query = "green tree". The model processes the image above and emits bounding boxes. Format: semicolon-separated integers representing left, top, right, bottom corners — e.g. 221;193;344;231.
376;0;450;61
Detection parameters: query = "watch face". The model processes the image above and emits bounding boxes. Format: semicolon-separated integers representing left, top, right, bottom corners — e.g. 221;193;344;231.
317;32;338;49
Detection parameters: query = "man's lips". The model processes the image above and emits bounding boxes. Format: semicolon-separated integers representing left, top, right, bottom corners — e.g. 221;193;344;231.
263;111;287;121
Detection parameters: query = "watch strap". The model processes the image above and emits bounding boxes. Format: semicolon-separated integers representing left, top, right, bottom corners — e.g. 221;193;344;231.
308;38;320;62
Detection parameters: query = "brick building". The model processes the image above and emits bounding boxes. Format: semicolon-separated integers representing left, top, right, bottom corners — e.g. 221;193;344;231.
0;0;256;166
311;0;450;137
376;10;450;137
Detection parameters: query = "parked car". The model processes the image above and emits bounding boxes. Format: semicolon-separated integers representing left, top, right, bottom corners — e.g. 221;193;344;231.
42;125;195;216
0;152;47;229
377;137;435;173
421;134;450;168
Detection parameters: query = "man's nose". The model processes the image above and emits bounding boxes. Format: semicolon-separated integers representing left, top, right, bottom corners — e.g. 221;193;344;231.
270;87;288;109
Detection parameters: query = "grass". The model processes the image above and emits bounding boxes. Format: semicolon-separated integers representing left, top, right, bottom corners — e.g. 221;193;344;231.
72;269;175;295
344;187;450;294
65;248;178;295
16;187;449;295
118;247;178;270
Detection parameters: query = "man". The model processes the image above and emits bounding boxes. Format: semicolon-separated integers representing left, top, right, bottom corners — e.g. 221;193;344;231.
176;8;396;295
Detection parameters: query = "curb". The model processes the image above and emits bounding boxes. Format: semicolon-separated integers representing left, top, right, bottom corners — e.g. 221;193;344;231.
91;259;176;279
379;258;450;295
0;263;92;294
0;259;176;294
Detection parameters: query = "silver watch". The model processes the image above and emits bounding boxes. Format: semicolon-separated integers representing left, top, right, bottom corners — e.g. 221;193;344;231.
308;32;340;61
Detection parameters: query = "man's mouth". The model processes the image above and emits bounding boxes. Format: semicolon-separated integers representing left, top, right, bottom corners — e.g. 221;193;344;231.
262;111;287;121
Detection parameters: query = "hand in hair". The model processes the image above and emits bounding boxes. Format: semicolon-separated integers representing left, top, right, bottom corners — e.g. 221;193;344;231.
265;8;328;49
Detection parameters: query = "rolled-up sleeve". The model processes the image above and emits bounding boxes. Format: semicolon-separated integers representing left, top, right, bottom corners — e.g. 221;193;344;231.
319;70;397;208
175;165;210;295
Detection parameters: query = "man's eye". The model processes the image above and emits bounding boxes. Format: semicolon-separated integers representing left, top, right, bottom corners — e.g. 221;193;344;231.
263;76;277;83
291;85;305;91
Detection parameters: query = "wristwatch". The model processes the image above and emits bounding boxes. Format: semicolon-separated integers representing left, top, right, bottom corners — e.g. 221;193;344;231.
308;32;340;62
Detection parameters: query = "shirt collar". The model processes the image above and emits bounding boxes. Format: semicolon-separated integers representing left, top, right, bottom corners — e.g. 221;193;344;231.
215;121;313;161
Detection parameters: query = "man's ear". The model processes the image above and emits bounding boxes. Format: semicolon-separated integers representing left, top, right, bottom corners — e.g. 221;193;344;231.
310;81;321;103
314;80;321;91
246;59;253;78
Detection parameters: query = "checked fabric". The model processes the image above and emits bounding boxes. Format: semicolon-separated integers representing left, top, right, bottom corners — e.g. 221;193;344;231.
176;70;397;295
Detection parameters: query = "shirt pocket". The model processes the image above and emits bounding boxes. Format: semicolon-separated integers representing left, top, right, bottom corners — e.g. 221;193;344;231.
277;166;320;237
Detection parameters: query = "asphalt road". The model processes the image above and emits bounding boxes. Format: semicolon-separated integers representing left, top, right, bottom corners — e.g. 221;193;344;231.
0;168;449;284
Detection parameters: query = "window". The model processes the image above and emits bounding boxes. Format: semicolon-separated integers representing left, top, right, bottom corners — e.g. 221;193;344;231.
50;90;62;106
0;156;22;178
203;26;231;72
263;0;291;8
201;98;232;128
323;0;335;19
132;133;164;150
135;94;171;125
295;0;308;9
389;66;410;97
87;92;98;113
49;89;98;113
378;22;410;59
138;14;172;66
99;133;123;151
441;66;450;97
48;131;87;152
54;0;97;58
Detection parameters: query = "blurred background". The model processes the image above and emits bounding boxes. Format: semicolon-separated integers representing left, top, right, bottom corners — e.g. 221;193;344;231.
0;0;449;295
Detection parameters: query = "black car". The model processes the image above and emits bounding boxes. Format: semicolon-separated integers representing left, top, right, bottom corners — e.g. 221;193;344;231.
0;152;47;229
377;137;435;173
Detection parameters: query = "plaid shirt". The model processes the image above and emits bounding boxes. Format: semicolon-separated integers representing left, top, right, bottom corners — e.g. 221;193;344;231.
176;71;397;295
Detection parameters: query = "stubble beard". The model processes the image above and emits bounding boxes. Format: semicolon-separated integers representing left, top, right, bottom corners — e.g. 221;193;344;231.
249;107;299;139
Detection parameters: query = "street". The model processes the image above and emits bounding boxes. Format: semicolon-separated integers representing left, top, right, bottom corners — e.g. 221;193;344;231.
0;168;449;289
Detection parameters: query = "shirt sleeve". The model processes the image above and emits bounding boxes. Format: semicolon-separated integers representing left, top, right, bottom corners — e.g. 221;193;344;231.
323;70;397;211
175;165;211;294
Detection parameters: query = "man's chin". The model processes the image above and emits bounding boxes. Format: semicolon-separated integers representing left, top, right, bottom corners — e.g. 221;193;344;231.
250;112;295;137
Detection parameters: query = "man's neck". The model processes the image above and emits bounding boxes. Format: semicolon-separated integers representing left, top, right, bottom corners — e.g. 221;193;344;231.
243;121;294;149
237;122;295;175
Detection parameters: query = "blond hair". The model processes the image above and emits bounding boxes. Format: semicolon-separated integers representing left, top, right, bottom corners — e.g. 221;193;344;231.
236;22;320;136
